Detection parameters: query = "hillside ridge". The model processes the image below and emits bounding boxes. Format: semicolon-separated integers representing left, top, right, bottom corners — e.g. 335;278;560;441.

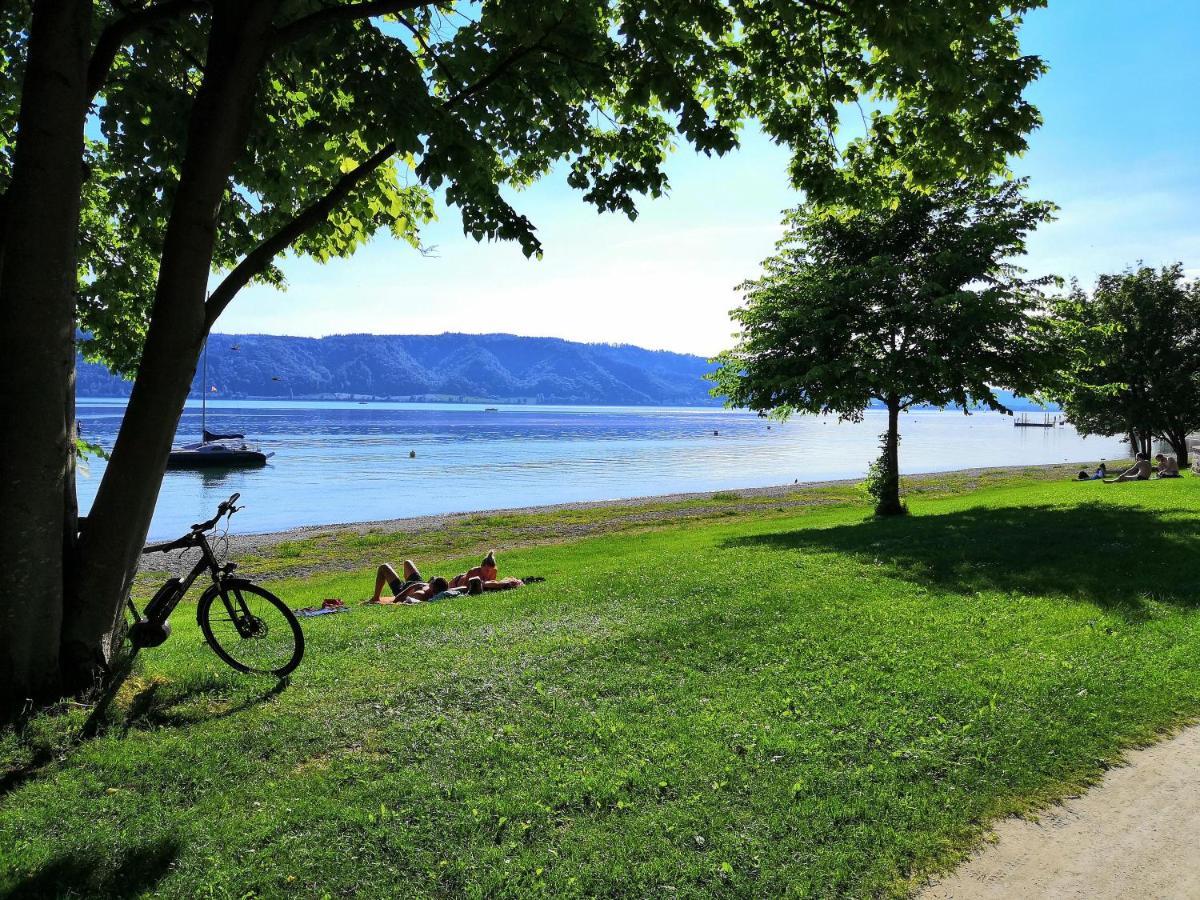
77;331;723;406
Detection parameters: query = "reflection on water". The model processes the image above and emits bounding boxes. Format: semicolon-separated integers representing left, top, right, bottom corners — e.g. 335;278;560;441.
76;399;1127;539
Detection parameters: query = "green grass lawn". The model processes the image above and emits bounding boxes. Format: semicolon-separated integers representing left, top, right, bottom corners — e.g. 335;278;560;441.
4;472;1200;898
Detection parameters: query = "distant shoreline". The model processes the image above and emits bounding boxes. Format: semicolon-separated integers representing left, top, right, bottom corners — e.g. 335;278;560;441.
78;394;727;407
78;395;1061;412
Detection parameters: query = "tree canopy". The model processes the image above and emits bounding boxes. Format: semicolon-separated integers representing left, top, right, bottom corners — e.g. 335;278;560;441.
711;177;1055;513
3;0;1049;375
1049;264;1200;465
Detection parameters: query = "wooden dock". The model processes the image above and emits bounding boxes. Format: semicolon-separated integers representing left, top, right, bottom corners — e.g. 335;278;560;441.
1014;412;1060;428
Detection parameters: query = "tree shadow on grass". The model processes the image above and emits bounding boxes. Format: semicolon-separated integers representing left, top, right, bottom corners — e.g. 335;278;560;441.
5;834;180;899
2;674;287;804
724;502;1200;620
119;673;289;734
0;747;56;804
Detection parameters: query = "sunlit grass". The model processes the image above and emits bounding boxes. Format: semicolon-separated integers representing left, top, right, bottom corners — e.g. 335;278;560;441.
4;468;1199;897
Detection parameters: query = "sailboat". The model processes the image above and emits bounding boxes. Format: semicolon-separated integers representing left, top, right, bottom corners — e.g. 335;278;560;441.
166;340;274;470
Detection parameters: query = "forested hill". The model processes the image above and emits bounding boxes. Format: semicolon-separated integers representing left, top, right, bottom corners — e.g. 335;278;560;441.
76;332;723;406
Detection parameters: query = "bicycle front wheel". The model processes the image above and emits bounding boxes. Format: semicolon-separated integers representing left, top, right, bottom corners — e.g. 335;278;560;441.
198;579;304;677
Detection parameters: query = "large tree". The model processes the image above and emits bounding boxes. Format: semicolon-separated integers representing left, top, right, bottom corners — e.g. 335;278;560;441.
0;0;1048;717
711;178;1055;515
1049;265;1200;466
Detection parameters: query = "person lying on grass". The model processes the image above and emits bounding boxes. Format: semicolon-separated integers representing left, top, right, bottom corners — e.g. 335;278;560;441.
368;551;524;604
1155;453;1181;478
1105;453;1152;483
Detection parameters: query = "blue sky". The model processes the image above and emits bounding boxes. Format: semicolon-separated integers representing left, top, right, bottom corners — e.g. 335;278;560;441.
216;0;1200;356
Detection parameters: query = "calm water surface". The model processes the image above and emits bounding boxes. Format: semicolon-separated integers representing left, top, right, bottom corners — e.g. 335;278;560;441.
76;399;1126;539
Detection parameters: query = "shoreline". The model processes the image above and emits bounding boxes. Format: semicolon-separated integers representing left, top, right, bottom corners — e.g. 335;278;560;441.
210;461;1098;560
134;461;1126;580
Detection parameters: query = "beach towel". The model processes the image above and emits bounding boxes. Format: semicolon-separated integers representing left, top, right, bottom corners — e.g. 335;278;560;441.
427;587;469;602
296;598;349;617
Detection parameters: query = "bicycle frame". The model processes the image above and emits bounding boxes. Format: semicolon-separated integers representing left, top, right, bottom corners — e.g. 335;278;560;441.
132;532;231;625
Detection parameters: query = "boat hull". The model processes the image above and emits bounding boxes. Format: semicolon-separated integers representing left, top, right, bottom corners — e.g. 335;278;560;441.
166;449;272;470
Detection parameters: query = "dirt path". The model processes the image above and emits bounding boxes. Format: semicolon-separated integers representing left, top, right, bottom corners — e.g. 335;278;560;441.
920;725;1200;899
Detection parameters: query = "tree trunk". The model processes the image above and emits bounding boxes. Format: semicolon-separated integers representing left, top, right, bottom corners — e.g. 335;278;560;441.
0;0;91;719
876;398;905;517
64;0;279;684
1165;429;1189;468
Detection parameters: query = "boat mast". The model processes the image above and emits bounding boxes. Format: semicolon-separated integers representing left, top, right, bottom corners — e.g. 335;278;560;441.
202;336;207;439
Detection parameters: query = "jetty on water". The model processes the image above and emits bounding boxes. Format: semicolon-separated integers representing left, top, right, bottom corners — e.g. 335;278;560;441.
1013;412;1061;428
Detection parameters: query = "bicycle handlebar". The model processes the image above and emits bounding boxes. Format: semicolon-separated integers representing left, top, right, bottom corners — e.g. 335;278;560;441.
143;494;243;554
189;493;242;533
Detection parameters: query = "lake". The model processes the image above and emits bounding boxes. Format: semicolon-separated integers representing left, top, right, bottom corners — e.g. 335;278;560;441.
76;399;1127;539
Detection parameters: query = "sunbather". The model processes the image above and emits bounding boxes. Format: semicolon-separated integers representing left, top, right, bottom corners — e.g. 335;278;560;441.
1155;453;1181;477
368;551;523;604
1105;453;1152;483
369;559;426;603
448;550;524;592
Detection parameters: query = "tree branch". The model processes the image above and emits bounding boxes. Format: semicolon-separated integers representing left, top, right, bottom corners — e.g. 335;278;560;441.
397;13;562;108
444;34;551;107
272;0;434;47
87;0;208;101
205;140;396;329
797;0;844;16
208;18;561;329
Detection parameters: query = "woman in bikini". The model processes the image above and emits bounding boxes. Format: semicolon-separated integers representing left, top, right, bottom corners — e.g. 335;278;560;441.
447;551;523;591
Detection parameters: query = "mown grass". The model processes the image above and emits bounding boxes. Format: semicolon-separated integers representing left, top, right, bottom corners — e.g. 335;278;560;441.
4;470;1200;898
177;462;1112;585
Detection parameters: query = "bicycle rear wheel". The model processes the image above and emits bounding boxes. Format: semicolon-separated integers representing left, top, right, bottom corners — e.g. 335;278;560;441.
198;580;304;676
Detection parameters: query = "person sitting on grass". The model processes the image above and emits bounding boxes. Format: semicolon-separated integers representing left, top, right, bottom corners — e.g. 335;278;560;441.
368;551;523;604
1155;453;1181;478
1104;453;1152;483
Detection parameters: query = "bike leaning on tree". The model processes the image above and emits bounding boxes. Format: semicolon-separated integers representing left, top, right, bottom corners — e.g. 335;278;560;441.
129;493;304;677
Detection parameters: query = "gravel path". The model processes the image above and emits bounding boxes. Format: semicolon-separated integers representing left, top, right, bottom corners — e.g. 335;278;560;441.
920;725;1200;899
137;463;1089;578
136;480;849;575
225;479;837;554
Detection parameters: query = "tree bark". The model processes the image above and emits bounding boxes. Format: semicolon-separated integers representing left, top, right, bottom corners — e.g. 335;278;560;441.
1164;429;1189;468
876;397;905;517
0;0;92;718
65;0;280;683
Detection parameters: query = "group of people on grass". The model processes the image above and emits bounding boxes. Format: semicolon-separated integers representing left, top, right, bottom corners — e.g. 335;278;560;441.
367;550;524;604
1077;452;1182;483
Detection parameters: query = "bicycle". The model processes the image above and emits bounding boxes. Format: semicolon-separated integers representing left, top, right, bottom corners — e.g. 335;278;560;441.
129;493;304;677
